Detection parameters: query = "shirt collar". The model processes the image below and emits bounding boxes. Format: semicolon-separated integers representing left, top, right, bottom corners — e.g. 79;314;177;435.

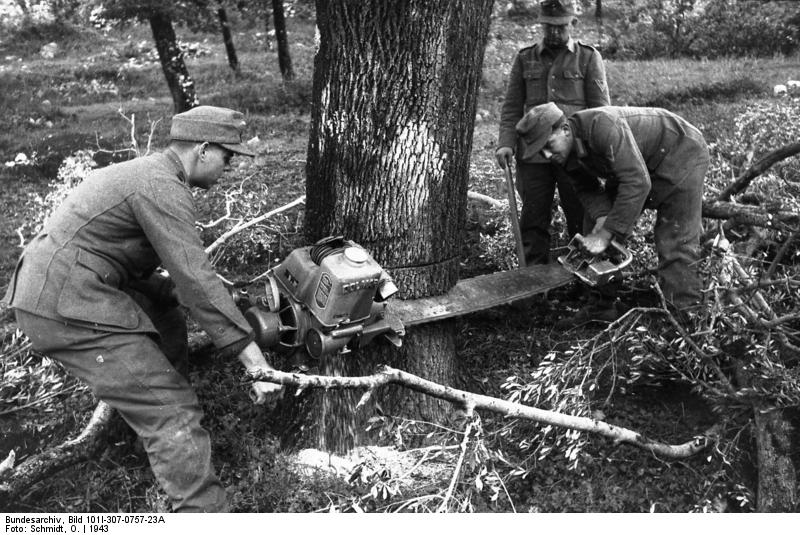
162;148;187;183
538;37;577;55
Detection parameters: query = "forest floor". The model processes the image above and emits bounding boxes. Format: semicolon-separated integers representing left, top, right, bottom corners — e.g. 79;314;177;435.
1;13;798;513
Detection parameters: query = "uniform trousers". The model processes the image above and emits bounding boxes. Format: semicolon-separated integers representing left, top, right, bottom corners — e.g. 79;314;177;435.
652;151;709;309
14;293;227;513
515;161;586;264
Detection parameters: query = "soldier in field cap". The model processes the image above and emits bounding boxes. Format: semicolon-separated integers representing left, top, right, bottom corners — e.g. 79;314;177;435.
3;105;283;512
520;103;709;317
495;0;610;265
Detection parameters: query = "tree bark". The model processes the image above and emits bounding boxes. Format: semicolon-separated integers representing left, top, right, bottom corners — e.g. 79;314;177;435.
754;409;798;512
304;0;494;441
217;6;240;73
702;201;799;229
149;11;199;113
272;0;294;81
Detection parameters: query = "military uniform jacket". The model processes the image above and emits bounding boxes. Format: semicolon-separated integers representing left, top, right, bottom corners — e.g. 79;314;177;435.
498;38;610;161
565;106;708;238
3;151;253;350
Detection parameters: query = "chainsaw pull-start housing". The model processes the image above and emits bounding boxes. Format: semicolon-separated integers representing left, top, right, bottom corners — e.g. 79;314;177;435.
242;237;404;359
557;234;633;287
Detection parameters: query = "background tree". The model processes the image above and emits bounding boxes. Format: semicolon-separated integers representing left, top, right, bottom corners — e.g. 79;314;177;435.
304;0;494;448
93;0;202;112
272;0;293;81
216;2;239;73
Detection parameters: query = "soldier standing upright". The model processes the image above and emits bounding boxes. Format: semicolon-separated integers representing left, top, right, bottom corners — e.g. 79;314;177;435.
495;0;610;265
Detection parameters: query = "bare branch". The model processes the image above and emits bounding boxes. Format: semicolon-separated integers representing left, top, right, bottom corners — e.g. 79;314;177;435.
198;195;238;229
653;283;736;395
145;117;161;156
717;142;800;202
437;416;477;513
0;402;114;505
467;190;504;209
765;229;800;280
204;195;306;255
702;201;799;229
715;235;800;356
248;366;713;459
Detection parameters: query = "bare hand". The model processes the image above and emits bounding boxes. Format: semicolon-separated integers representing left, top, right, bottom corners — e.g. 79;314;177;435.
581;231;612;255
495;147;514;169
249;381;285;406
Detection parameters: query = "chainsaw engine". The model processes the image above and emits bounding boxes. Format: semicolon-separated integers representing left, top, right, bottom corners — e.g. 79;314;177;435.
239;236;404;359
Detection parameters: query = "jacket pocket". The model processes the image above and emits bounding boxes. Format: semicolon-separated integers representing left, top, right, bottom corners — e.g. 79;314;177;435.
554;70;585;103
523;63;548;103
56;249;140;329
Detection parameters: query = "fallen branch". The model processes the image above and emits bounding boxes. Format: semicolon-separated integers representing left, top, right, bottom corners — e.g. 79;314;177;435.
248;366;713;459
467;190;504;209
0;402;114;506
715;234;800;357
717;142;800;202
204;195;306;255
437;416;478;513
653;283;736;395
702;201;799;229
765;229;799;280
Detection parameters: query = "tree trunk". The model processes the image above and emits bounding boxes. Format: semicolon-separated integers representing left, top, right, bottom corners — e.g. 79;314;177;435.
272;0;294;81
754;408;798;511
305;0;494;445
595;0;602;19
217;6;240;73
149;11;199;114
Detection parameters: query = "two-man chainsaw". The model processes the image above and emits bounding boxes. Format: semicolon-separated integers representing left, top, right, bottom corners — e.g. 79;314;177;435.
233;233;631;362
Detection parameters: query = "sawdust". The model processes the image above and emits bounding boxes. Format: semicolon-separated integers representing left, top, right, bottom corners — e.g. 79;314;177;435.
290;444;457;487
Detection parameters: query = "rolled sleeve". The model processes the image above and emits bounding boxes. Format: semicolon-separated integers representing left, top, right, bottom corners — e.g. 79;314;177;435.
130;179;253;349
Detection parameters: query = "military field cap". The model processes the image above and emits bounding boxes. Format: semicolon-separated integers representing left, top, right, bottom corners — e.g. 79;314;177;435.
538;0;577;25
515;102;565;161
170;105;255;157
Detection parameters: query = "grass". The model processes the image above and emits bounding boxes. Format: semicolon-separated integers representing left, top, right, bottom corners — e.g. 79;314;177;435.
1;12;796;512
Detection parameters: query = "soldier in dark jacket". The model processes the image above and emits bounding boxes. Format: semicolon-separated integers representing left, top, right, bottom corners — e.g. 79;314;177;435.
2;106;283;512
517;103;708;309
495;0;610;264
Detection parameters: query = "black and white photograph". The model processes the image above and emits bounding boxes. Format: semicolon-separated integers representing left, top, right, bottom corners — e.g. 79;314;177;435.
1;0;799;519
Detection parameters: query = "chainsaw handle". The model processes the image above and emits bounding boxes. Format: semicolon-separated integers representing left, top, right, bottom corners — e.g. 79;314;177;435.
606;240;633;270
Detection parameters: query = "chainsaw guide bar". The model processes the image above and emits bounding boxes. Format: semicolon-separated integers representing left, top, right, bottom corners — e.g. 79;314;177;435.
389;264;574;327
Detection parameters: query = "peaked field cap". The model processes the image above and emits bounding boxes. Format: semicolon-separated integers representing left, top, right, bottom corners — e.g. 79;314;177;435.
170;105;255;157
538;0;577;25
515;102;564;157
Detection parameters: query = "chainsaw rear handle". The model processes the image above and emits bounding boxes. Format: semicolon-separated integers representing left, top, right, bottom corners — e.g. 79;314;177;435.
572;234;633;266
558;234;633;287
